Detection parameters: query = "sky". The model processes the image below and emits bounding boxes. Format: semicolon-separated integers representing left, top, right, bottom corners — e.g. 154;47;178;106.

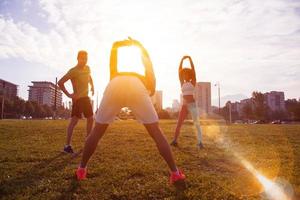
0;0;300;108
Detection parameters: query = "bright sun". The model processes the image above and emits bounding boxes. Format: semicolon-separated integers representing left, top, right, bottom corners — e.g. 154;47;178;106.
117;46;145;76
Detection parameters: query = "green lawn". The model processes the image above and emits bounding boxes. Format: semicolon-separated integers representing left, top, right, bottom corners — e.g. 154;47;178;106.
0;120;299;200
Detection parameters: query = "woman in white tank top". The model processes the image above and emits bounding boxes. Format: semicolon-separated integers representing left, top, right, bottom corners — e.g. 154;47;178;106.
171;56;204;148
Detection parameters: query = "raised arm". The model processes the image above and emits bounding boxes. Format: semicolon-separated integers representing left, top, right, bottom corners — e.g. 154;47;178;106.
109;43;118;81
178;57;186;86
109;38;156;96
130;39;156;96
187;56;196;86
139;42;156;96
110;40;134;80
179;55;196;86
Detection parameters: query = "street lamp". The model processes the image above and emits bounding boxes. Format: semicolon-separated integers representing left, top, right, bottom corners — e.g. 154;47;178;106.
229;101;232;124
54;77;57;119
0;84;5;120
214;82;221;114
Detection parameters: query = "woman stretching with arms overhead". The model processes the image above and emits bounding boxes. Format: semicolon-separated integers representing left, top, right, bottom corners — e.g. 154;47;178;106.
171;55;204;148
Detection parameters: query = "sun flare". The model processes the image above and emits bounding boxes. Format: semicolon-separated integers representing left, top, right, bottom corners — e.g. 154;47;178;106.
240;158;291;200
117;46;145;76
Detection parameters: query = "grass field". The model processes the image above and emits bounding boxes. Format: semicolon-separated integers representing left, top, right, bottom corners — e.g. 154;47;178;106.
0;120;299;200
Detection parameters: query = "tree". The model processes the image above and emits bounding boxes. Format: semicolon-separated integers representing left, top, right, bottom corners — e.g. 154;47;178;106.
4;99;13;112
24;101;35;117
271;110;287;120
31;101;46;118
285;99;300;120
56;106;71;119
13;97;25;117
158;109;171;119
241;101;254;120
43;104;53;117
252;91;268;120
220;102;230;121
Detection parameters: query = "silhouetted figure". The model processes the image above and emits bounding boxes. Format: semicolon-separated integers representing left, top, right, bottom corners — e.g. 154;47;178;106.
170;56;204;148
58;51;94;154
76;38;185;184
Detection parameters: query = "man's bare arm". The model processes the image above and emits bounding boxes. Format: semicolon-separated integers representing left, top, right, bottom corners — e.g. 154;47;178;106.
58;74;72;98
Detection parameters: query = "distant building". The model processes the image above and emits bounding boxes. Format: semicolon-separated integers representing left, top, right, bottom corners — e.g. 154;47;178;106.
28;81;62;107
264;91;285;111
151;90;163;111
211;106;221;114
240;98;253;109
194;82;212;115
230;101;242;114
172;99;180;112
229;91;286;119
0;79;18;99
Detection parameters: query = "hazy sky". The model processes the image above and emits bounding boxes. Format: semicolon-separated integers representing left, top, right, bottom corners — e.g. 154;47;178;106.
1;0;299;107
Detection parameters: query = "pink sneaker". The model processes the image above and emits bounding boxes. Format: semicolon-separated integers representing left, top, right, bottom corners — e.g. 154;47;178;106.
169;169;186;184
76;167;87;180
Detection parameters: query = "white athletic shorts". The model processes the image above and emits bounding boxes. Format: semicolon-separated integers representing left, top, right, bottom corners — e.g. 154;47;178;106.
95;76;159;124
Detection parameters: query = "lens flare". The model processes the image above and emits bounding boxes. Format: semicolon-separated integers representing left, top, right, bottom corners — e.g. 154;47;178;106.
117;46;144;75
239;158;291;200
196;118;294;199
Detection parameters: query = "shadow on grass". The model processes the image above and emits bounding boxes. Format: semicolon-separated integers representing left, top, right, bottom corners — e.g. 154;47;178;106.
57;149;85;200
173;145;208;162
0;150;83;198
174;180;188;200
57;177;82;200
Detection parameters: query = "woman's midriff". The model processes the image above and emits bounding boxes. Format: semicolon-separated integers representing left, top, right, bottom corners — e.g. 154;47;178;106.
183;95;195;104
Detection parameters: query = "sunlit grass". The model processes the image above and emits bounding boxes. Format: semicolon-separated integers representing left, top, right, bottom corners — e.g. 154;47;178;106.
0;120;299;199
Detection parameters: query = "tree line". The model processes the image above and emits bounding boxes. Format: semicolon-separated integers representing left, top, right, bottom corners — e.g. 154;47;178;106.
0;96;70;119
220;92;300;122
0;96;171;120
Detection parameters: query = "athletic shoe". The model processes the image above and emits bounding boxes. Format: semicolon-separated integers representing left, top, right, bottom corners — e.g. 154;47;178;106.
170;140;178;146
170;170;186;184
63;145;74;154
76;167;87;180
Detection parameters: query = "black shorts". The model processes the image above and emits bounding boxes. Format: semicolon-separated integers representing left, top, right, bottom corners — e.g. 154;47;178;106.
71;97;93;118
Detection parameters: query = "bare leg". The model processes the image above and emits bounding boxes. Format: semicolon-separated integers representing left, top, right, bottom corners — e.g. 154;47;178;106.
66;116;79;146
80;123;109;168
173;105;188;142
144;123;177;172
86;116;94;137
